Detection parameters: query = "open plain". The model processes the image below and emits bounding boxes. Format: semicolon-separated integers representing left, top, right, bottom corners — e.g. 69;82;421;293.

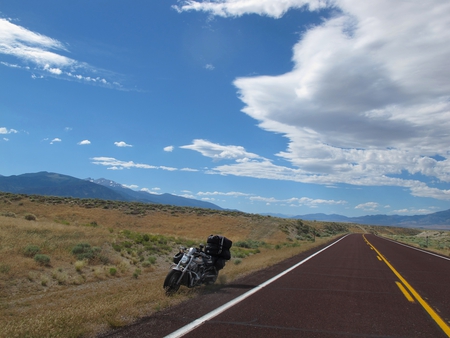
1;192;449;337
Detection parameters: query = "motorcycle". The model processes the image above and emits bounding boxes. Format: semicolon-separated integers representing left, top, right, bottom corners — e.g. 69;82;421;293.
163;235;232;295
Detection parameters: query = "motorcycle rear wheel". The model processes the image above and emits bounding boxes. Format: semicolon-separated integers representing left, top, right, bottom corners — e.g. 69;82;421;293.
163;270;181;295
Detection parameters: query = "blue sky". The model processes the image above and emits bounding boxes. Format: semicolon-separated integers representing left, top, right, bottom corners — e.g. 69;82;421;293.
1;0;450;217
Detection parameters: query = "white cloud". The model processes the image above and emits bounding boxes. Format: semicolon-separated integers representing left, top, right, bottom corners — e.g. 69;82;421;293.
174;0;326;18
91;157;156;169
0;18;121;88
205;64;215;70
0;127;18;134
355;202;379;211
114;141;132;147
393;208;436;215
50;138;61;144
77;140;91;145
140;187;161;195
178;0;450;202
164;145;174;152
3;138;9;141
197;191;252;197
250;195;347;208
90;157;180;172
181;139;262;161
122;184;139;189
181;167;199;172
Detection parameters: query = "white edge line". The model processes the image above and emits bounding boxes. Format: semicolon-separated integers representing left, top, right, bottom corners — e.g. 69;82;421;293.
164;234;350;338
379;236;450;261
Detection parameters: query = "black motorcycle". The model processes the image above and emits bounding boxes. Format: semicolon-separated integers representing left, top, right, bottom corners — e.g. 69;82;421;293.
163;235;232;295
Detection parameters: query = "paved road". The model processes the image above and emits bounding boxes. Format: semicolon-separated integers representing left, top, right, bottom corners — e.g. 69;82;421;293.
102;234;450;337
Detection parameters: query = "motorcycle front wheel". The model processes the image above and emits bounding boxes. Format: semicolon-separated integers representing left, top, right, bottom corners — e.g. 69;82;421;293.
163;270;181;295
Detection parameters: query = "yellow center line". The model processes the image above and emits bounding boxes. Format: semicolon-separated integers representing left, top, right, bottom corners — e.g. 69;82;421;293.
363;234;450;337
395;281;415;303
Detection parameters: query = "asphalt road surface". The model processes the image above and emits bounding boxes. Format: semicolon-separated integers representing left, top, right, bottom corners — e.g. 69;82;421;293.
101;234;450;338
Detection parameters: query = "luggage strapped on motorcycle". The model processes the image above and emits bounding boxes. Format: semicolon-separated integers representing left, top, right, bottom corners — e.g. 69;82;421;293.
205;234;232;260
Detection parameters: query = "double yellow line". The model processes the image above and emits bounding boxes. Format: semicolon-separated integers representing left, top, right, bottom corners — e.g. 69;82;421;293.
363;235;450;337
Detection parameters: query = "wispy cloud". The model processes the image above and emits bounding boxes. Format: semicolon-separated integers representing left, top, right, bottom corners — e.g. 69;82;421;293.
164;145;174;152
90;157;187;172
181;139;450;201
196;190;346;209
0;18;122;88
114;141;132;147
355;202;380;212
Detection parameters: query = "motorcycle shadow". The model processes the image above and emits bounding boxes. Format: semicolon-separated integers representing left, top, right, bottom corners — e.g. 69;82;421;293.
201;283;257;295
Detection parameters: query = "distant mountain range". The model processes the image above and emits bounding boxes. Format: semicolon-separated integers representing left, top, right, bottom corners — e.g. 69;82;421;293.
289;211;450;229
1;171;450;228
0;172;222;210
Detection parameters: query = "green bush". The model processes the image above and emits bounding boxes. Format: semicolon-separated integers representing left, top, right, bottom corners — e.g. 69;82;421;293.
24;245;40;257
235;239;265;249
109;267;117;276
34;254;50;266
71;243;101;261
133;268;142;279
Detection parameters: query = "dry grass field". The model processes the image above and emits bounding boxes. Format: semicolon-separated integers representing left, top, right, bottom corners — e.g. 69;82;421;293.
0;192;446;338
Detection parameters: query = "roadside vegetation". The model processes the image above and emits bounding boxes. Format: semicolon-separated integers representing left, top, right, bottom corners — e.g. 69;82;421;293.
0;192;447;338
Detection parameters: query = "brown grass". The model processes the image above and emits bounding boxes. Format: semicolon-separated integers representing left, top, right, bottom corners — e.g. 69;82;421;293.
0;192;422;338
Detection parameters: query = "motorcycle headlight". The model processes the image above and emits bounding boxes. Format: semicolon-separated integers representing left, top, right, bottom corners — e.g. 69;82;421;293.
181;255;189;264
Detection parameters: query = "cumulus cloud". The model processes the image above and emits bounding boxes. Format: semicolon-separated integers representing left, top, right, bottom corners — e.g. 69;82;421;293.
164;145;174;152
181;139;262;161
114;141;132;147
0;18;121;88
0;127;18;134
50;138;61;144
178;0;450;201
77;140;91;145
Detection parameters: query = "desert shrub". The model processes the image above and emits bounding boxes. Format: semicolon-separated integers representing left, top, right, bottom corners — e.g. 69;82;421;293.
235;240;265;249
148;256;157;265
234;259;242;265
34;254;50;266
24;245;40;257
133;268;142;279
74;260;86;271
24;213;37;221
109;267;117;276
71;243;101;261
0;264;11;274
1;211;16;217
